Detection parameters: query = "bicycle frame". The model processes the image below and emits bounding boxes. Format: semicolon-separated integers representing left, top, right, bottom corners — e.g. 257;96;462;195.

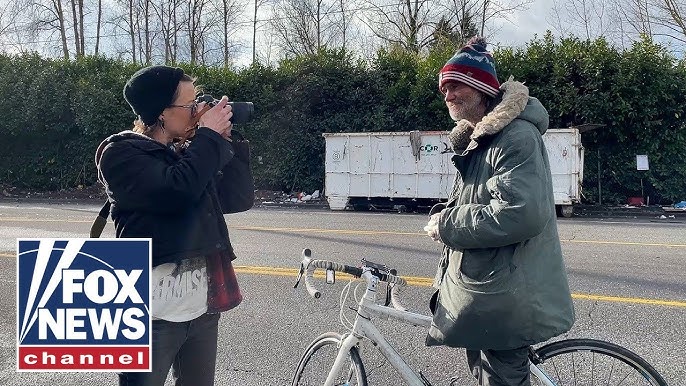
323;271;557;386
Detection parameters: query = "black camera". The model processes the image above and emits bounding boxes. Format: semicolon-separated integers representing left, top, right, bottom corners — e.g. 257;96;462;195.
196;94;254;124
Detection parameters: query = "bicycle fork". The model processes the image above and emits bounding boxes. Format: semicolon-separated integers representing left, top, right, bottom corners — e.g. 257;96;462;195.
324;333;362;386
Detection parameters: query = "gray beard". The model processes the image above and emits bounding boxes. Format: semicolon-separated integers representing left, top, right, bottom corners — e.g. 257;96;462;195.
449;98;485;124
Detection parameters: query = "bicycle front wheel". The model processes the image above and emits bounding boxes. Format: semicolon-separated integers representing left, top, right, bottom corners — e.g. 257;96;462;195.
531;338;667;386
292;332;368;386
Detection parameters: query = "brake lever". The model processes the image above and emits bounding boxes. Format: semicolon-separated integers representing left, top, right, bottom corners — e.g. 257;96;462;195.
294;248;312;289
384;269;398;306
293;262;305;289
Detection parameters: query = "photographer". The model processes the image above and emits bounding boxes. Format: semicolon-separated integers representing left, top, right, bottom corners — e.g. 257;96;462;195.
95;65;254;386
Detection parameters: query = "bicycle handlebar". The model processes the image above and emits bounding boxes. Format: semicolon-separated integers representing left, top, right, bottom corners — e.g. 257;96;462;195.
295;249;408;311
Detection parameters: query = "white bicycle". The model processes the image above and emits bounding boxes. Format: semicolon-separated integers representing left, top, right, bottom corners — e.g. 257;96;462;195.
292;249;668;386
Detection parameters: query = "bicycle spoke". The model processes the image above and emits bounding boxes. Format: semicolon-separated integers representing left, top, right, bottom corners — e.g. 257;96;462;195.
346;364;356;383
592;353;595;386
572;352;577;386
551;358;562;385
615;369;633;386
606;358;615;385
533;341;666;386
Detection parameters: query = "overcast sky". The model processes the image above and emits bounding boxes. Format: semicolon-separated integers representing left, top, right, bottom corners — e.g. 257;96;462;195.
493;0;556;47
237;0;564;66
1;0;682;66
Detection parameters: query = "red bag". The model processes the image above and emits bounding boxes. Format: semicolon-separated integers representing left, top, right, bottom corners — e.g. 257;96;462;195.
206;250;243;313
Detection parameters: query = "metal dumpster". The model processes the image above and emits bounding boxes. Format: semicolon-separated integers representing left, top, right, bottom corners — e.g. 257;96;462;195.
323;128;583;217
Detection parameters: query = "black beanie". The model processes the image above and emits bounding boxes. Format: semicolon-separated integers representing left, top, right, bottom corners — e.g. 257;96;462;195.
123;65;185;126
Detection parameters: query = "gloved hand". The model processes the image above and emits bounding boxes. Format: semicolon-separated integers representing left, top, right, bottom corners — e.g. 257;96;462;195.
423;213;442;243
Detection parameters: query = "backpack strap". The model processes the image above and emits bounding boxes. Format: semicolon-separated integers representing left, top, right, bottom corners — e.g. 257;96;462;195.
91;139;112;238
90;200;111;238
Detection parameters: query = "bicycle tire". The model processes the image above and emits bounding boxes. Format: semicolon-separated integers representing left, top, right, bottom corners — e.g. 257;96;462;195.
292;332;368;386
531;338;668;386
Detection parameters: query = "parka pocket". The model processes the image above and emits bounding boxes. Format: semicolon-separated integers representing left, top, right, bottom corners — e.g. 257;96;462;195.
454;245;520;294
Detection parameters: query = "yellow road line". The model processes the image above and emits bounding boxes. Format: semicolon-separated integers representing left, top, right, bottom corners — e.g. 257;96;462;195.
233;225;421;236
559;239;686;248
571;293;686;308
0;218;92;223
0;255;682;308
1;221;685;247
234;266;686;308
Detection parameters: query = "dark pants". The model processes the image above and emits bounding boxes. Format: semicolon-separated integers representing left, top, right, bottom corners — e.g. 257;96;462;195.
119;312;221;386
466;346;531;386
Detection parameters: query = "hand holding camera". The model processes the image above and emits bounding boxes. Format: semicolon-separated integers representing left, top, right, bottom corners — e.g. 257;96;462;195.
196;94;254;137
196;94;254;125
198;96;233;137
174;94;254;152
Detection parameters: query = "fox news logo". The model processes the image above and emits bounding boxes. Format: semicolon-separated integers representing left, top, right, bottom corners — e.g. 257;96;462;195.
17;238;151;372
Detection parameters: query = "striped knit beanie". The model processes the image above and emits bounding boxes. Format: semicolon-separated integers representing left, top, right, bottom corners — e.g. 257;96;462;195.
438;36;500;97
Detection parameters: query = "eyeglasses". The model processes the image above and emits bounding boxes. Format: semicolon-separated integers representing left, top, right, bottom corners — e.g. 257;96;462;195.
168;101;198;116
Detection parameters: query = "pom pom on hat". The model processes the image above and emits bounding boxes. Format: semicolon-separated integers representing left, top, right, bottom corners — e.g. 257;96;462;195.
439;36;500;97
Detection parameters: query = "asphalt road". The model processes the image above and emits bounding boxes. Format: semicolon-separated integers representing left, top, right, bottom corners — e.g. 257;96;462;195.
0;203;684;385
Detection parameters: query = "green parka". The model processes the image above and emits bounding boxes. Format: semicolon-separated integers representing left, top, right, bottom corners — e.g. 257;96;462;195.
426;81;575;350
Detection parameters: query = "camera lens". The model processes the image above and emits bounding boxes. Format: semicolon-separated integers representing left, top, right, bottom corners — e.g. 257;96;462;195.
227;102;254;124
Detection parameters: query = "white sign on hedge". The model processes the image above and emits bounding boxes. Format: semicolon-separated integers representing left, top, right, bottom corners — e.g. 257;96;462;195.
636;155;649;171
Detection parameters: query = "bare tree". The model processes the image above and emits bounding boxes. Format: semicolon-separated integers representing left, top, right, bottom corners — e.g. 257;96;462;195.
78;0;84;54
95;0;103;55
51;0;71;59
122;0;137;63
150;0;180;63
170;0;179;62
212;0;243;67
614;0;654;41
143;0;152;63
431;12;478;51
654;0;686;43
270;0;353;57
69;0;81;56
361;0;441;53
23;0;72;59
186;0;210;64
0;1;11;36
107;0;238;65
550;0;610;39
195;5;225;65
461;0;532;37
252;0;274;63
110;0;156;63
440;0;484;43
617;0;683;47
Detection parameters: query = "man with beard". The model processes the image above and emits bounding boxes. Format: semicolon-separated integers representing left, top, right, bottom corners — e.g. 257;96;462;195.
423;37;575;386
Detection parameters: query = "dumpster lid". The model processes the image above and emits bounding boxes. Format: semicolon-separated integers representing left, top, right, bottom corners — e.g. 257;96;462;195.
573;124;606;133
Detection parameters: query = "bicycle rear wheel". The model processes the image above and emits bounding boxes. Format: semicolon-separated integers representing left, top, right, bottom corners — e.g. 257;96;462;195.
292;332;368;386
531;338;667;386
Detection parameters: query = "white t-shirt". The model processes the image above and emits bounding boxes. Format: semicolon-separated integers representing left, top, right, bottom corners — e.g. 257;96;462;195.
150;256;208;322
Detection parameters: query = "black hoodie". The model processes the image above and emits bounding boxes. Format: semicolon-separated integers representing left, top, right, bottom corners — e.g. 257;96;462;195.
96;127;250;266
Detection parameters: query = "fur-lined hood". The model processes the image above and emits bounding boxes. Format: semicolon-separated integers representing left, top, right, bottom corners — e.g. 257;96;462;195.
448;80;549;153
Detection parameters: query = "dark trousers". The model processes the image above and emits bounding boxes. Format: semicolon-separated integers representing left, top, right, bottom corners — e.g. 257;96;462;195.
119;312;221;386
466;346;531;386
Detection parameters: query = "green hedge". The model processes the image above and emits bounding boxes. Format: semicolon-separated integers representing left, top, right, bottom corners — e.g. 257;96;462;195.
496;34;686;204
0;34;684;204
